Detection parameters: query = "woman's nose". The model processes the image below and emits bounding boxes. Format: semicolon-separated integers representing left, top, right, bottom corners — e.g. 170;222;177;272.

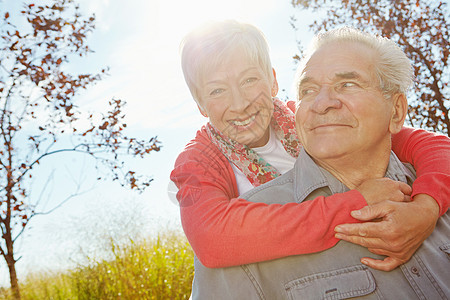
229;87;251;112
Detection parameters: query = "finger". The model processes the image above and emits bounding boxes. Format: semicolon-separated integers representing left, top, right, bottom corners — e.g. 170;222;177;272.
366;248;406;259
360;256;402;272
349;203;391;221
334;232;385;249
398;182;412;196
368;246;415;260
335;221;384;237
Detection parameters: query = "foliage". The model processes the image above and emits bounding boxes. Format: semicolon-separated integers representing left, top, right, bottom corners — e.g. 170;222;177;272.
0;230;194;300
291;0;450;136
0;0;160;298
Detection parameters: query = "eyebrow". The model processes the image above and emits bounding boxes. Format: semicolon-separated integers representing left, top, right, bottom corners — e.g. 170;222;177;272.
204;67;259;85
335;71;362;80
298;71;365;87
298;76;313;87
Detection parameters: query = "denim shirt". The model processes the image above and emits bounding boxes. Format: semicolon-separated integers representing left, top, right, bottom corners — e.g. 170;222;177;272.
191;149;450;300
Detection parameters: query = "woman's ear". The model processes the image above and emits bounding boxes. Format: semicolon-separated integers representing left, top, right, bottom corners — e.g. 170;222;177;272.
271;68;279;97
389;93;408;134
197;104;208;118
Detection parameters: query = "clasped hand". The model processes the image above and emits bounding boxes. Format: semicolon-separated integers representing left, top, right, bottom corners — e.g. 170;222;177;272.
334;178;440;271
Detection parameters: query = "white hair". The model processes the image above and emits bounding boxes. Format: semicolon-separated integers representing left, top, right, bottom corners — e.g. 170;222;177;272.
295;27;414;99
180;20;274;103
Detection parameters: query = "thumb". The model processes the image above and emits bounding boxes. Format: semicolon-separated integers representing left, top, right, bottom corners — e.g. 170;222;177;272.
351;203;389;221
398;181;412;196
361;256;401;272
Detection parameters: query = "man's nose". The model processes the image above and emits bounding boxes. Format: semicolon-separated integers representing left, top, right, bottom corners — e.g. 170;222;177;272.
311;86;342;114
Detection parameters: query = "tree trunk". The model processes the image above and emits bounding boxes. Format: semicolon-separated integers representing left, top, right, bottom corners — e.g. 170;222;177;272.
4;174;21;300
6;252;20;300
4;213;20;300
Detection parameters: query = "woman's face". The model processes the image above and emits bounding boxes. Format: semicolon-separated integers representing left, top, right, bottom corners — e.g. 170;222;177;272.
197;50;276;148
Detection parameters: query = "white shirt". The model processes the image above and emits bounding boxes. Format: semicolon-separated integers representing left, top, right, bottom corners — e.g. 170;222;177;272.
230;128;297;195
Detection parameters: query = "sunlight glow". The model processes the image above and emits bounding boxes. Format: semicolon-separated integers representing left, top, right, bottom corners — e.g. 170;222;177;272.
75;0;281;129
159;0;277;38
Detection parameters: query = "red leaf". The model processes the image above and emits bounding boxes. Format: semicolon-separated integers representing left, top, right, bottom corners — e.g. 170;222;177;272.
5;12;9;19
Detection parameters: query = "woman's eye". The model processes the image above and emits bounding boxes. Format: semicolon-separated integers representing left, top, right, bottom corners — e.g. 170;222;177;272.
210;88;224;96
242;77;257;86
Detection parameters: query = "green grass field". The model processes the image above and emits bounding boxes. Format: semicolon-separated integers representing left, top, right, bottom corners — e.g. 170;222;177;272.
2;230;194;300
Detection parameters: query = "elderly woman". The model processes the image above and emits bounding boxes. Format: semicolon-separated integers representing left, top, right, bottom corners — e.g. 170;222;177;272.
170;20;449;271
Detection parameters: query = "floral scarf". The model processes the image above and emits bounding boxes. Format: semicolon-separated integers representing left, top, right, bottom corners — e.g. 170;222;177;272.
206;98;301;187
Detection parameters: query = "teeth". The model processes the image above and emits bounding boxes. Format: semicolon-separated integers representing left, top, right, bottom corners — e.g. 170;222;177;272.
232;114;256;126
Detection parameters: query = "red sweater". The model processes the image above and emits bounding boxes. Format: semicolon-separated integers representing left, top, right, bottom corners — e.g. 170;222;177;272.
171;123;450;268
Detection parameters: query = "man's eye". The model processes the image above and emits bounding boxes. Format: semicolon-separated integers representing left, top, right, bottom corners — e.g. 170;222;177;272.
342;82;358;88
300;88;315;96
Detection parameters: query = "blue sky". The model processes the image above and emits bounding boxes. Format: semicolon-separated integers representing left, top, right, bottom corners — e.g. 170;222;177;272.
0;0;316;285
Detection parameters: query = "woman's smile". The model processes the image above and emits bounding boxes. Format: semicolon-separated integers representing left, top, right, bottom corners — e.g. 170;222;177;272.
230;112;258;127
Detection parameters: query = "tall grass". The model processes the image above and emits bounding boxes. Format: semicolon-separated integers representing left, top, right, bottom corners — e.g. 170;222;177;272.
7;229;194;299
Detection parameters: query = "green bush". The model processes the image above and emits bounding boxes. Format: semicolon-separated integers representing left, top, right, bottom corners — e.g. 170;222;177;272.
14;230;194;300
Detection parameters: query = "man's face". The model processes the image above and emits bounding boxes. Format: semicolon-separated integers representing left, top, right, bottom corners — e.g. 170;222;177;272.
197;49;275;148
295;42;395;161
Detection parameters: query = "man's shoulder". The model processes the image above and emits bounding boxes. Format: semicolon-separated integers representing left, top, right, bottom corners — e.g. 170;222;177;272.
241;169;296;204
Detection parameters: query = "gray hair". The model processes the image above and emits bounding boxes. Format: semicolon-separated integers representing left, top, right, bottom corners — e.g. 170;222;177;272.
295;27;413;99
180;20;274;103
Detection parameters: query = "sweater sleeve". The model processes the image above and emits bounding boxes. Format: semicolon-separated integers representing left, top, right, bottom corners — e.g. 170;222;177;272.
171;129;366;268
392;126;450;215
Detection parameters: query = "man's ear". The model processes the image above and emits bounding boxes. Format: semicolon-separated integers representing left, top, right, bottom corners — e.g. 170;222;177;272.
271;68;279;97
389;93;408;134
197;103;208;118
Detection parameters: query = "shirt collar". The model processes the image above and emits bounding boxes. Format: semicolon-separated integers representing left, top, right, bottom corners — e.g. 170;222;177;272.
293;148;416;203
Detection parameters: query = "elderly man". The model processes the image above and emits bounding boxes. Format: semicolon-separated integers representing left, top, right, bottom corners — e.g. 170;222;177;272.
191;27;450;299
